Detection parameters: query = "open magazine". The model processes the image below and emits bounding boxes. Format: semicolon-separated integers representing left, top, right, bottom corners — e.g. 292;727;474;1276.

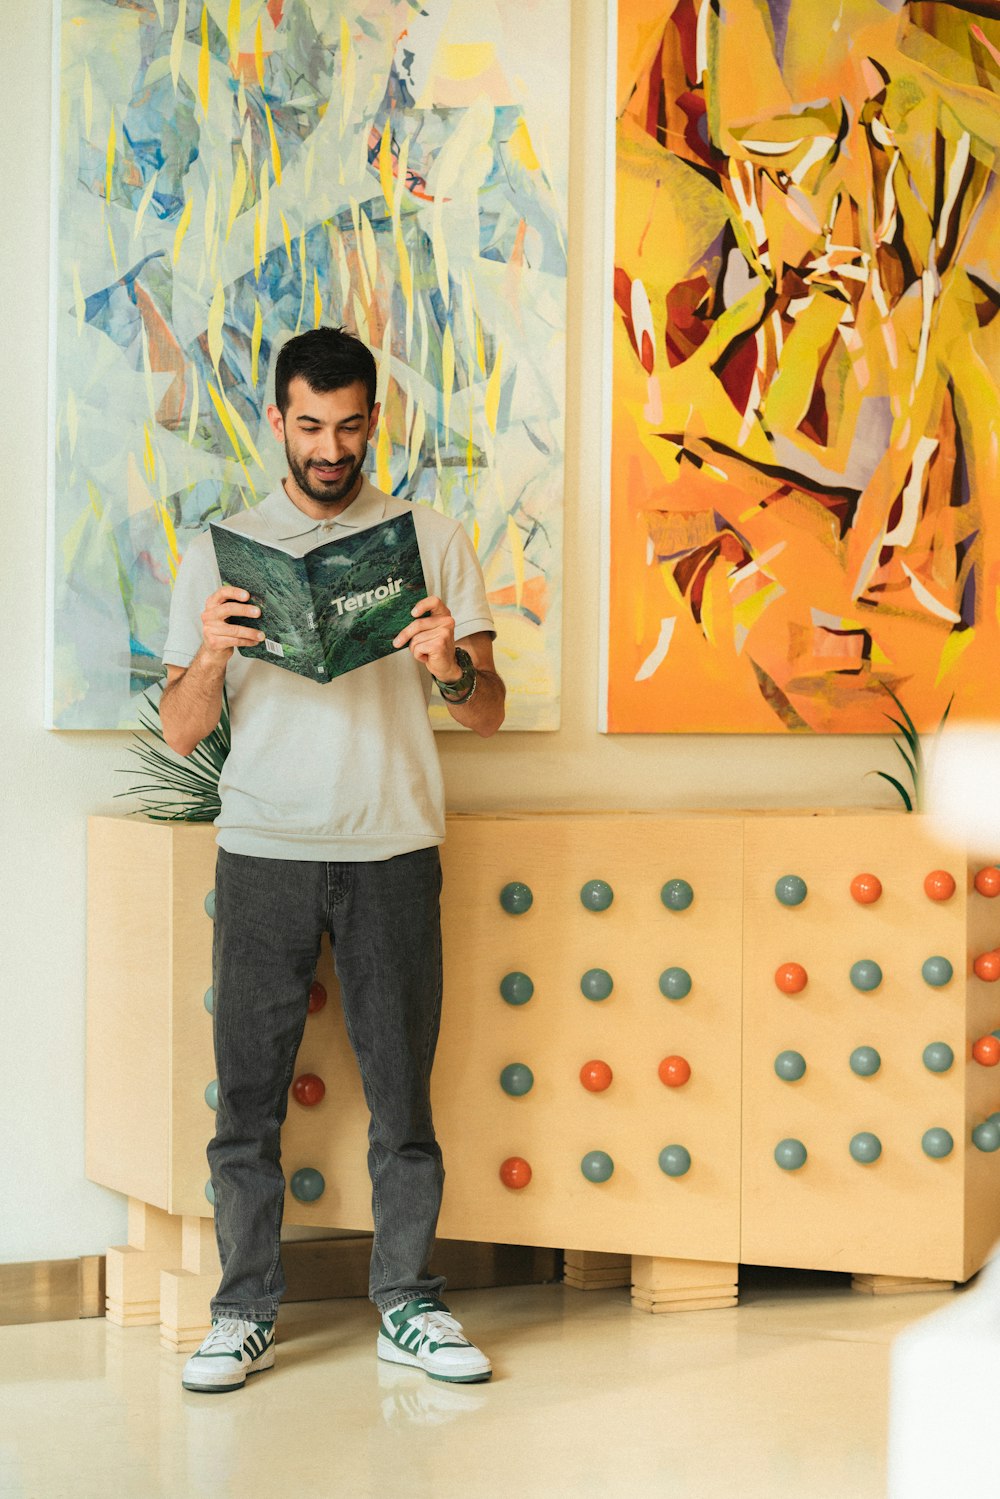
210;510;427;683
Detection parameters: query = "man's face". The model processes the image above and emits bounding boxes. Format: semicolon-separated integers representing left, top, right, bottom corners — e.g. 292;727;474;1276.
268;376;379;514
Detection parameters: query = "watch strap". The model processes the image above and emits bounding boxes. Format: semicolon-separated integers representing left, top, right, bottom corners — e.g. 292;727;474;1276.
434;646;477;704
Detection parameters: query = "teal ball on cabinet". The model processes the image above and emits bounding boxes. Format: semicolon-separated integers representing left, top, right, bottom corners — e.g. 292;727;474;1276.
204;889;216;919
660;879;694;911
922;1042;954;1073
972;1121;1000;1153
850;960;882;992
921;956;953;987
849;1047;881;1077
774;875;807;907
850;1132;882;1164
499;882;533;915
658;967;692;1000
580;968;614;1001
774;1138;807;1171
658;1145;691;1177
290;1167;326;1202
581;1151;614;1183
580;880;614;911
203;986;214;1015
500;1063;534;1097
921;1128;954;1159
499;972;534;1006
774;1050;806;1082
204;1079;218;1110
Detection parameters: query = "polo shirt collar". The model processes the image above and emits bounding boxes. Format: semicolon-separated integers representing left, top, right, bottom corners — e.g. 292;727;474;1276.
331;476;388;530
260;475;388;540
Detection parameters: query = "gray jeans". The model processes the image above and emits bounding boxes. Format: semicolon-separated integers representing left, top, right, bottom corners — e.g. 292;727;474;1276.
207;845;446;1321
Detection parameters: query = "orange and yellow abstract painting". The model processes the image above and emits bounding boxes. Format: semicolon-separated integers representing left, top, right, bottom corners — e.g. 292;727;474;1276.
607;0;1000;733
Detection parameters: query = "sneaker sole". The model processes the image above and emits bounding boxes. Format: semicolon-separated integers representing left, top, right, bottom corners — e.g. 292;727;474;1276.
376;1335;492;1384
182;1348;275;1393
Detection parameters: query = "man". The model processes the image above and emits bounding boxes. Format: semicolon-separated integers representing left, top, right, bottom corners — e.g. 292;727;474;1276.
160;326;504;1394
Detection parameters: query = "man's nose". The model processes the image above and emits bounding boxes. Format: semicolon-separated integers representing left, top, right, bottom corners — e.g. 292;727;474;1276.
316;435;345;462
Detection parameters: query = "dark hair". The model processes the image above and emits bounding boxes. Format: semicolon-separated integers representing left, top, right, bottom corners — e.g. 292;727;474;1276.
274;326;377;415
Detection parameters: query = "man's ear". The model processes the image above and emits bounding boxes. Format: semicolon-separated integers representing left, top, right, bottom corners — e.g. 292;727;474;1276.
266;404;285;443
368;401;381;439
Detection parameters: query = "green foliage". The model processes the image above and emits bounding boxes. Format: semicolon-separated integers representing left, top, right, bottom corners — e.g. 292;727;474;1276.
874;686;953;812
117;690;230;822
212;526;326;680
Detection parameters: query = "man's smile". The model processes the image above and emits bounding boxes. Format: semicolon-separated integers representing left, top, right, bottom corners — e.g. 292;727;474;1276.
310;460;350;480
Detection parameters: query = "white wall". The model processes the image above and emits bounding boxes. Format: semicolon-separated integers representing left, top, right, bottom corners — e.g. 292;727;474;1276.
0;1;901;1264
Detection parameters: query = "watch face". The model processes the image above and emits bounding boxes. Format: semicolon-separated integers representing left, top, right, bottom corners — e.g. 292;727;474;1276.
438;647;476;696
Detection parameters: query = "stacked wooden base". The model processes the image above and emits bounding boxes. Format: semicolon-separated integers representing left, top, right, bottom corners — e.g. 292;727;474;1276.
562;1250;631;1291
852;1273;956;1296
631;1256;739;1314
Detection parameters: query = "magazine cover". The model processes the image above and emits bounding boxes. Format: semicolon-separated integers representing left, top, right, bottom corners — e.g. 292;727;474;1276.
211;511;427;683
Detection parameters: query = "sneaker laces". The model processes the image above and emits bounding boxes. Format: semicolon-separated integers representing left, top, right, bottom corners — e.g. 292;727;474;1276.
413;1307;468;1347
199;1317;257;1354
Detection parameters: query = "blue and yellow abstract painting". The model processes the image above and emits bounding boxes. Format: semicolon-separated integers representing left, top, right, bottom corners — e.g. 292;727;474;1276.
50;0;567;728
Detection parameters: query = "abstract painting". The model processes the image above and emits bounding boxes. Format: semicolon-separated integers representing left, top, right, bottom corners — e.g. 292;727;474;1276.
606;0;1000;732
50;0;567;728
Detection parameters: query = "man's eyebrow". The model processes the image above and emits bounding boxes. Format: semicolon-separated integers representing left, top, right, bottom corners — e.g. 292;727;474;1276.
295;412;365;424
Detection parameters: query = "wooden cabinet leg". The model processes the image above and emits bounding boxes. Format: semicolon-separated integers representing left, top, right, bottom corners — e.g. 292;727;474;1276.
105;1199;183;1327
160;1216;220;1353
631;1256;739;1314
563;1249;632;1291
851;1273;956;1296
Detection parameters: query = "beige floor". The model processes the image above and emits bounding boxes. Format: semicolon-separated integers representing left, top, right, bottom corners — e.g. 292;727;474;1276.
0;1268;957;1499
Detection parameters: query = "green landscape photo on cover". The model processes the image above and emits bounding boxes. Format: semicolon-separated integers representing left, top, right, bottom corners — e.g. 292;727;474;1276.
210;512;427;684
307;513;427;680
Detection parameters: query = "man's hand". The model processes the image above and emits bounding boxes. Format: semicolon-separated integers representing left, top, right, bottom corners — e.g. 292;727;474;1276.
393;601;505;737
201;587;265;660
392;596;460;681
160;586;263;756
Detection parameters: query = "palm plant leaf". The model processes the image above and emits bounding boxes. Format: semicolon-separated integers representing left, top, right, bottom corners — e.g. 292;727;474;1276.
933;694;955;744
883;688;920;752
891;739;918;788
117;689;230;822
876;771;913;812
884;714;920;756
875;686;954;813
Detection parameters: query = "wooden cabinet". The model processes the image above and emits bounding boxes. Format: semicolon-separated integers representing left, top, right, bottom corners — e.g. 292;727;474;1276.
87;811;1000;1345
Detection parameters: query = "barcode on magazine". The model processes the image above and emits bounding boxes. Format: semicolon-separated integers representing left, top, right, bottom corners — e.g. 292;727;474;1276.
264;638;284;657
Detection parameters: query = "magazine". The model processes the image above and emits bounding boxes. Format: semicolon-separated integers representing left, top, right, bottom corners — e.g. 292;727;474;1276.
210;510;427;683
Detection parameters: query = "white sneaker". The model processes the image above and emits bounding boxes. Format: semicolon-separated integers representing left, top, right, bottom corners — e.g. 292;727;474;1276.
377;1297;492;1383
181;1317;275;1393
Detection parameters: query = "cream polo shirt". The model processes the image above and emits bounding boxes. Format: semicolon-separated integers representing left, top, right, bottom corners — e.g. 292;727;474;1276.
162;477;495;861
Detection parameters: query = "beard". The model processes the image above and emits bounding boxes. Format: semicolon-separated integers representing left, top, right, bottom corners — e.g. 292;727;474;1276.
285;441;367;507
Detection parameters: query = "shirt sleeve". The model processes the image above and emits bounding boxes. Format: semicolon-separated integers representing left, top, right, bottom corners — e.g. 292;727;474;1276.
439;522;496;643
161;532;221;669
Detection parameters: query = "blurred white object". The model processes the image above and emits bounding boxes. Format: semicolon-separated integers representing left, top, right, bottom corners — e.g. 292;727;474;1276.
923;725;1000;859
888;1245;1000;1498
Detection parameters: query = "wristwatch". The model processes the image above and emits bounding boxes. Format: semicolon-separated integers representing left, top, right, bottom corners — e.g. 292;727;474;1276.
433;647;477;705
